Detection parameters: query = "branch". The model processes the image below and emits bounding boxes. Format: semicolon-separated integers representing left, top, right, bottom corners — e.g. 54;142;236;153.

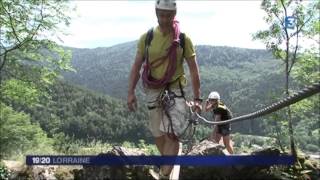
289;14;314;39
278;0;290;71
0;52;8;72
0;0;44;57
0;0;45;73
0;41;7;51
288;25;299;74
0;29;7;71
279;0;290;40
273;11;285;28
272;1;287;41
288;2;317;73
0;2;22;44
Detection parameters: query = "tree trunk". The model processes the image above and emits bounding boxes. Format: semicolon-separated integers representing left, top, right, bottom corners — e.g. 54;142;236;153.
273;119;285;152
285;41;297;159
287;106;297;158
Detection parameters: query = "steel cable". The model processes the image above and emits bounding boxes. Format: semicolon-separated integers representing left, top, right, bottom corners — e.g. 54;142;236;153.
191;81;320;125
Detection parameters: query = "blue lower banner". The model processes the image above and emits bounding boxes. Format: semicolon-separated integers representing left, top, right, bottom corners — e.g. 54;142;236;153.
26;155;295;166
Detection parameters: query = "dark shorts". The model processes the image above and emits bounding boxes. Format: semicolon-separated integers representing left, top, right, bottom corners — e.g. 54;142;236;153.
217;124;231;136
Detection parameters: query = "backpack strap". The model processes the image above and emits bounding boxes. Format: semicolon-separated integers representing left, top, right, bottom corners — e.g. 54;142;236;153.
143;28;185;61
179;32;185;57
146;28;154;46
143;28;154;62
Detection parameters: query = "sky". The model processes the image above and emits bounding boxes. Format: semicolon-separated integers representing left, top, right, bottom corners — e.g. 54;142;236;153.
58;1;271;49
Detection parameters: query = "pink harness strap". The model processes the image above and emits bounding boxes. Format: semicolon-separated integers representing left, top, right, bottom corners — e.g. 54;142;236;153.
142;18;181;89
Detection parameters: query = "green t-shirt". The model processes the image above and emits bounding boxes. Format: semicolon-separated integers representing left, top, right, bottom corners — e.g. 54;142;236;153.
137;26;196;88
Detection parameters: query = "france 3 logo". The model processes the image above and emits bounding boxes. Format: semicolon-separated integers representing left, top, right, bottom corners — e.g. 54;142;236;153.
285;16;296;30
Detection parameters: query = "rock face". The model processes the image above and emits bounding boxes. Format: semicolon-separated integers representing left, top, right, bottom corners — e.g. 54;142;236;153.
180;140;283;180
186;140;228;155
74;141;284;180
73;146;153;180
180;140;233;179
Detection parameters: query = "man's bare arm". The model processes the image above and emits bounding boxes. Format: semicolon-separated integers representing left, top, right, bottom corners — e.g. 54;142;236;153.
185;55;201;100
127;52;144;111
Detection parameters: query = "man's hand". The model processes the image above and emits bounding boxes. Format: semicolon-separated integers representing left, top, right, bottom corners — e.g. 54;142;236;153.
205;99;213;112
127;93;137;111
206;100;212;107
193;100;202;113
127;53;143;112
186;100;202;113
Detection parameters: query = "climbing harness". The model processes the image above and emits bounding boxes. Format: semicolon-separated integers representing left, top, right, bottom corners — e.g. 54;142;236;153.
140;22;193;141
157;82;198;143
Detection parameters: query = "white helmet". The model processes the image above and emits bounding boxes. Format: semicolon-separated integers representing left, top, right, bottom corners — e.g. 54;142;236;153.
208;91;220;100
155;0;177;11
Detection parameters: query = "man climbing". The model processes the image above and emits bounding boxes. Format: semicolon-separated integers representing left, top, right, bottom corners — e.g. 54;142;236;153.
127;0;202;178
205;91;234;154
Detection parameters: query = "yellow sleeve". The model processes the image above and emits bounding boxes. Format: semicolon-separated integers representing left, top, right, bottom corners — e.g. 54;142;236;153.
183;34;196;59
137;33;147;56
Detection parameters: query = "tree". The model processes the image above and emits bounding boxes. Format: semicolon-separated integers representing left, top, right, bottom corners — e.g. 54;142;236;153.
291;20;320;153
0;103;53;158
253;0;319;158
0;0;75;106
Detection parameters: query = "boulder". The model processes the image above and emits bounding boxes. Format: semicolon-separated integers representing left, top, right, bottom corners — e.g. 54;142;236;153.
180;140;233;179
180;141;284;180
73;146;152;180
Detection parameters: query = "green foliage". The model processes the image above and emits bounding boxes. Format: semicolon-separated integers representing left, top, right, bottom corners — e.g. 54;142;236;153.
0;0;75;108
2;42;317;158
51;132;113;155
121;139;159;155
232;133;276;148
305;144;319;152
24;43;315;150
12;80;151;144
66;44;289;136
0;0;73;158
290;49;319;153
137;139;159;155
0;103;53;159
295;113;320;152
311;129;320;138
292;49;320;85
0;161;10;180
254;0;319;55
253;0;319;157
0;79;42;107
193;126;211;141
262;112;288;151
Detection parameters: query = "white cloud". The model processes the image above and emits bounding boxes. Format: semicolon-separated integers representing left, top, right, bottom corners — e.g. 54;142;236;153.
58;1;270;49
178;1;269;48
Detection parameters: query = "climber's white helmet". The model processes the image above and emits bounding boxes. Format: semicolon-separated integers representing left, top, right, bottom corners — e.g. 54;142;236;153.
155;0;177;11
208;91;220;100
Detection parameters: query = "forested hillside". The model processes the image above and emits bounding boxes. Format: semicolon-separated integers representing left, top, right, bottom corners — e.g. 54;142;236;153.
64;44;283;103
2;81;151;144
2;41;318;159
63;42;137;99
63;44;285;134
58;42;318;152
